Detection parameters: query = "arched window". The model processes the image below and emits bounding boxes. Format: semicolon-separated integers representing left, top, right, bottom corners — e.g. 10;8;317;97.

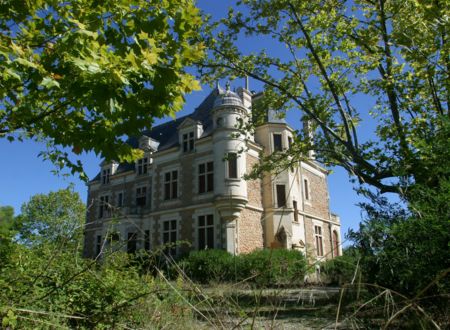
333;230;340;257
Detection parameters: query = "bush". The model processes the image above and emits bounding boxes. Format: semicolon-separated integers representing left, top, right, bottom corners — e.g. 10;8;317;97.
180;249;235;284
320;248;361;285
179;249;307;287
238;249;307;287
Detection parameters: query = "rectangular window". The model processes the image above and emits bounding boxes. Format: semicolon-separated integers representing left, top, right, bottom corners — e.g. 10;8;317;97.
198;214;214;250
227;153;238;179
198;161;214;193
162;220;177;256
99;195;109;218
293;200;299;222
96;235;102;256
127;232;137;253
273;134;283;151
304;179;310;201
182;132;194;152
314;226;324;257
136;187;147;206
117;192;123;207
164;171;178;200
102;169;110;184
137;157;148;175
276;184;286;208
144;230;151;250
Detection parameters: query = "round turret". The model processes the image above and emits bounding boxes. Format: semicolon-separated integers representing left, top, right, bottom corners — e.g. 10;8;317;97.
213;82;245;109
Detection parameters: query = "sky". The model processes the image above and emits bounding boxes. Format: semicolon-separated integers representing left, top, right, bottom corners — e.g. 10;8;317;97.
0;1;377;246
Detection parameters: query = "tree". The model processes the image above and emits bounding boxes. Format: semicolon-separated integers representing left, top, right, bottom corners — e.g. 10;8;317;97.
0;0;204;178
16;187;86;247
200;0;449;198
0;206;15;263
200;1;450;319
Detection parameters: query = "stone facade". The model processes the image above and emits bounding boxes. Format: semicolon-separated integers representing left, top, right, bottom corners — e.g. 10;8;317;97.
84;85;341;260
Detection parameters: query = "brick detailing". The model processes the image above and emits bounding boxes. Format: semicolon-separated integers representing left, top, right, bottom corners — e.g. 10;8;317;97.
303;168;330;220
238;208;264;253
246;154;263;209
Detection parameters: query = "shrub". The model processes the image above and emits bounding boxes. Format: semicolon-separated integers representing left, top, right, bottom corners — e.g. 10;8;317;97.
320;248;361;285
180;249;234;283
238;249;307;287
179;249;307;287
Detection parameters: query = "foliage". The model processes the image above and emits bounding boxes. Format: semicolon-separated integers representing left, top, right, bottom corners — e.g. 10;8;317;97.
0;245;194;329
15;187;85;247
320;247;361;285
201;0;449;197
0;0;204;177
349;187;450;297
0;206;15;263
179;249;235;284
181;248;307;287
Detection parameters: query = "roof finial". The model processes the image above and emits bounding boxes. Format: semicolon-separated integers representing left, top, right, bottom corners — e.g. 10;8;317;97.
225;81;231;91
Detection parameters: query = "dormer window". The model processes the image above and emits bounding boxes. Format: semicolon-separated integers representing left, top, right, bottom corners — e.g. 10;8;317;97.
137;157;148;175
102;169;110;184
183;132;194;152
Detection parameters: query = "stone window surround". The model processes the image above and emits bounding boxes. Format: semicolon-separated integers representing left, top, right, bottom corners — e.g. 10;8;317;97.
182;131;195;152
302;176;311;205
160;165;181;202
272;181;289;209
312;219;325;258
99;194;111;218
135;185;148;206
225;151;240;180
192;208;219;250
159;213;181;255
193;156;215;199
136;156;149;175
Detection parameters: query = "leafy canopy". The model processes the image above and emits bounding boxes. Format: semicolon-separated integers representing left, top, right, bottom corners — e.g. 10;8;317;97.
201;0;449;197
16;187;86;247
0;0;204;178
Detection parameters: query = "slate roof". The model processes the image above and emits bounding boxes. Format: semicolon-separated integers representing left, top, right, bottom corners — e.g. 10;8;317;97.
91;86;289;183
90;88;220;182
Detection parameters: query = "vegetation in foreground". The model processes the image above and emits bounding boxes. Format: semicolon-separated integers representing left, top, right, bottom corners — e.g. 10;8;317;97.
1;187;449;328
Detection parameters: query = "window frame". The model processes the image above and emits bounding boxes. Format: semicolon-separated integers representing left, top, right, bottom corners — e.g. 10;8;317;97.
226;152;238;179
197;214;214;250
137;157;148;175
273;133;283;152
198;161;214;194
182;131;195;152
162;219;178;256
276;184;287;208
136;186;147;206
303;178;310;201
102;168;111;184
314;225;324;257
164;170;178;200
293;200;299;222
99;195;110;218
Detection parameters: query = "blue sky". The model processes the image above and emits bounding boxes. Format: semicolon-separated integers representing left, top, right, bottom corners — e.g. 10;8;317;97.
0;1;375;246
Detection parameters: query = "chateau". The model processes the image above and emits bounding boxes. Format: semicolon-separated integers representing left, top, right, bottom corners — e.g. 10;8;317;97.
84;83;341;260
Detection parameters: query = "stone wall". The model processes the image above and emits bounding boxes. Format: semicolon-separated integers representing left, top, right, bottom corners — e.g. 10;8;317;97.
246;154;263;209
302;168;330;220
238;208;264;254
